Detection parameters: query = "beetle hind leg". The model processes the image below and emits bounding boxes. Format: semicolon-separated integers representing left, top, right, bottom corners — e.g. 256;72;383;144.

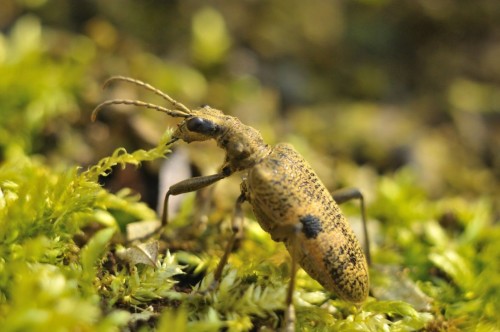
331;188;371;265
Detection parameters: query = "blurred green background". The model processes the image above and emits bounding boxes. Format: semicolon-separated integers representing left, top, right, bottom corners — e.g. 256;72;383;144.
1;0;498;203
0;0;499;330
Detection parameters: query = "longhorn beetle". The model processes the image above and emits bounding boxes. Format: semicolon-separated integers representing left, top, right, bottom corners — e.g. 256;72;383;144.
92;76;371;331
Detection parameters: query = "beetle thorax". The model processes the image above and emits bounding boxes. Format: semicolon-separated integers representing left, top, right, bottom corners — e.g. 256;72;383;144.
217;116;271;172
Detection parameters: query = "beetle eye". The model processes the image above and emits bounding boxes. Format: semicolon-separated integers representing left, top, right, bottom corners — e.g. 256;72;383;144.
186;117;218;135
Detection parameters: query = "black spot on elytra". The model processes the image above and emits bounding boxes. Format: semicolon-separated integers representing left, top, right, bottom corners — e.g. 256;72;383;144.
299;214;323;239
349;254;357;266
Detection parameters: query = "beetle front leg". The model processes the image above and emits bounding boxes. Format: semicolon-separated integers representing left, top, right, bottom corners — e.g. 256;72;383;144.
162;171;229;226
331;188;371;265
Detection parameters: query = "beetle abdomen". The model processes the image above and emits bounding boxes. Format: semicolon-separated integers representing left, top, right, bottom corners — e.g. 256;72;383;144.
245;143;369;302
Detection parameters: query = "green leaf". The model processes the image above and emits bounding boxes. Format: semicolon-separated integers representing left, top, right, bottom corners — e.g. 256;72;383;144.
429;250;475;292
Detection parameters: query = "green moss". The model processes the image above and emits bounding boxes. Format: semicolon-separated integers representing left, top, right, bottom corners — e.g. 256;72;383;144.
0;131;175;331
0;15;93;155
1;131;499;331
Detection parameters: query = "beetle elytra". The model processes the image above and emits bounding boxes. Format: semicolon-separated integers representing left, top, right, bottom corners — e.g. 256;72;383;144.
92;76;371;331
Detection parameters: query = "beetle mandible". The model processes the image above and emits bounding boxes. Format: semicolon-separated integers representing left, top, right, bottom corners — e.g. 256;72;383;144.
92;76;371;331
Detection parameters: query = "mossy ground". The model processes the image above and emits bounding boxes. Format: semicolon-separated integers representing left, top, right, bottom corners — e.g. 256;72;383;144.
1;133;497;331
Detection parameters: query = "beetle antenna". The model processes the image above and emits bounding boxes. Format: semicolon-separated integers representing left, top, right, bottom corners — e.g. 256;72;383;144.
91;76;195;121
104;76;192;115
91;99;190;122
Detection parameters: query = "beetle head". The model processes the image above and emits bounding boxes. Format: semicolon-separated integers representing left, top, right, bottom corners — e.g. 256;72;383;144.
172;106;226;143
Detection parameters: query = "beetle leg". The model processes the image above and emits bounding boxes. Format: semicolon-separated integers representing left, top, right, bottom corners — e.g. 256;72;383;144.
132;172;229;242
282;223;302;332
162;172;229;226
331;188;371;265
283;254;297;332
211;193;246;284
